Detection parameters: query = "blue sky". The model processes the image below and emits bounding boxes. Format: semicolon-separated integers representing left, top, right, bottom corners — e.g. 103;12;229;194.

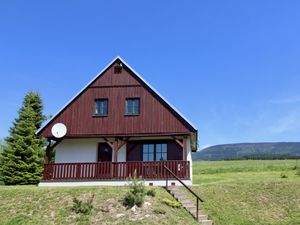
0;1;300;149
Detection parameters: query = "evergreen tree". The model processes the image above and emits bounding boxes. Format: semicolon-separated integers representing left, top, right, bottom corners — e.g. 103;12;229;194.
0;92;46;185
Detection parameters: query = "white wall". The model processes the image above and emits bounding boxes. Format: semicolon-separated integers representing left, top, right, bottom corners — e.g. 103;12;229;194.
55;139;98;163
186;137;193;182
117;144;126;162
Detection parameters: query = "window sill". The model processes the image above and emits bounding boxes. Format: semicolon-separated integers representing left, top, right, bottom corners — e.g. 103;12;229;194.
93;114;108;117
124;113;140;116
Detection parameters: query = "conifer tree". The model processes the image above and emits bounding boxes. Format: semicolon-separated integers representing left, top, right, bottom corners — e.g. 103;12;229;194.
0;92;46;185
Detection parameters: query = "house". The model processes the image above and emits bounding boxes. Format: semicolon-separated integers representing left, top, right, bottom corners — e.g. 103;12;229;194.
37;57;198;186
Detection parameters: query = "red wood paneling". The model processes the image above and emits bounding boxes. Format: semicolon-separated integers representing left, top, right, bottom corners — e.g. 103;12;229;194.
38;59;195;138
43;161;190;181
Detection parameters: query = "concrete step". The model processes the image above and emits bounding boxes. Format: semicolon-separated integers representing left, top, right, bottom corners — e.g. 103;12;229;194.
200;219;213;225
166;186;213;225
181;202;196;208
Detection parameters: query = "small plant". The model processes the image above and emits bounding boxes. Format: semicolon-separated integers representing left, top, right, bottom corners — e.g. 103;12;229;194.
153;208;166;214
292;165;297;170
72;194;94;215
146;189;156;197
123;171;146;208
162;198;181;208
280;173;288;178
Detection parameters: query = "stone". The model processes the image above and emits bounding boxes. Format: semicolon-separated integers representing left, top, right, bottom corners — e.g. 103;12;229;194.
116;213;125;218
130;205;138;213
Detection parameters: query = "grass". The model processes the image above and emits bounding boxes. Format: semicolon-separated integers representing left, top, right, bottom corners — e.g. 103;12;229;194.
0;160;299;224
0;185;198;225
188;160;300;225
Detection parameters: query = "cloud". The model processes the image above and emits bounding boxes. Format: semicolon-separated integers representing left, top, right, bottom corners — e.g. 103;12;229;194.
200;144;212;150
270;110;300;134
270;96;300;104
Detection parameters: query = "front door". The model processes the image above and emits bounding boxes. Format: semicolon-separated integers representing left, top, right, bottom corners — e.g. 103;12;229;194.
98;143;112;162
97;143;112;179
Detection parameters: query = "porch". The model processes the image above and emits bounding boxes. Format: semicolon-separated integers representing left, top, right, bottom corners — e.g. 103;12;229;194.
43;160;190;181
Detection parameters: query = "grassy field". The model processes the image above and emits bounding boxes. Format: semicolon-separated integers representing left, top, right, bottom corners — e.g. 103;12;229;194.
189;160;300;225
0;160;299;225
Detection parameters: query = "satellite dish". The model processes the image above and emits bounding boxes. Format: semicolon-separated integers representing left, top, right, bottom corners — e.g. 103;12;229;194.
51;123;67;138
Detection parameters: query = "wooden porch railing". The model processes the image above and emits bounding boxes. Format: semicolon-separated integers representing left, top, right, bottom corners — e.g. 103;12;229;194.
43;161;190;181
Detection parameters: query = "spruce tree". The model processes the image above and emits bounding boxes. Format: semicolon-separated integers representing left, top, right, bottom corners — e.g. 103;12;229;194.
0;92;46;185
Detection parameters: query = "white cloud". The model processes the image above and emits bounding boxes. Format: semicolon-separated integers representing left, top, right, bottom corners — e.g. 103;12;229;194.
270;110;300;134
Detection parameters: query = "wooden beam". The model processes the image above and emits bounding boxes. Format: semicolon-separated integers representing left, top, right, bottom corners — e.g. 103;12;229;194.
104;138;114;148
113;141;118;162
183;138;188;160
175;139;184;148
118;139;126;149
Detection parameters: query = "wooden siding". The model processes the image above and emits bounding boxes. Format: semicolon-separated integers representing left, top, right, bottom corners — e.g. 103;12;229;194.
38;59;195;137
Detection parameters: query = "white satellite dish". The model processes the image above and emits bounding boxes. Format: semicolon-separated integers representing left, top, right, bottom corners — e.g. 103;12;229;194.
51;123;67;138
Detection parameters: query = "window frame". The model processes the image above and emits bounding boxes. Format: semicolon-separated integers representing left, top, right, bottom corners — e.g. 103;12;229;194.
125;98;140;115
94;98;108;116
142;143;168;161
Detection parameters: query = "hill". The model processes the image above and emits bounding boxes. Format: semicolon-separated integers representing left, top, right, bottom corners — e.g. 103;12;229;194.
193;142;300;161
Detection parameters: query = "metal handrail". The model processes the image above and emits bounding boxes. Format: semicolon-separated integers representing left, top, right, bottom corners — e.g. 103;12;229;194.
164;165;203;221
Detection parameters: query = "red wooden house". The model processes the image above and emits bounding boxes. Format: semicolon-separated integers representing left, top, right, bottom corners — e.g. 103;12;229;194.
37;57;198;186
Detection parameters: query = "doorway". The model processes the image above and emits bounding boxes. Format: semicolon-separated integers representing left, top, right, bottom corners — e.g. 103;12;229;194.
97;143;112;162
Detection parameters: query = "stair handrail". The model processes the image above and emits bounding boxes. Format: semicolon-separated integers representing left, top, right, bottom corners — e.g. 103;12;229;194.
164;165;203;221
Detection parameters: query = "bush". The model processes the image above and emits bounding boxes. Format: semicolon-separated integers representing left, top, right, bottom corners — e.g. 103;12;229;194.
72;195;94;215
153;208;166;214
146;189;156;197
280;173;288;178
123;174;146;208
162;198;181;208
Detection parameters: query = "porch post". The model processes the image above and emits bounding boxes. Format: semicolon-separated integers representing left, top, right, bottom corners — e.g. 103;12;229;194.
113;140;118;162
44;139;52;164
183;138;188;161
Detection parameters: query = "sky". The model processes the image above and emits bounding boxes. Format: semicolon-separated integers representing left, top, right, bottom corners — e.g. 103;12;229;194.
0;1;300;149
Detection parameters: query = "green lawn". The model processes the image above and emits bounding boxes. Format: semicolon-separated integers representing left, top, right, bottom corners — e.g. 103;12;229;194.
189;160;300;225
0;160;299;225
0;185;197;225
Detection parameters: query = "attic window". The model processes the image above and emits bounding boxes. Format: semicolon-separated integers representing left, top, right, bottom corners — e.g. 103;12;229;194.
114;65;122;74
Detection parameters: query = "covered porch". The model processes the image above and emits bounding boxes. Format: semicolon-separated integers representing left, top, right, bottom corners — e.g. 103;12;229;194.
41;135;194;185
43;160;190;181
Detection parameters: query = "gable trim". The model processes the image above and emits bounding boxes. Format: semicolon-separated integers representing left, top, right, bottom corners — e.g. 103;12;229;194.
36;56;197;136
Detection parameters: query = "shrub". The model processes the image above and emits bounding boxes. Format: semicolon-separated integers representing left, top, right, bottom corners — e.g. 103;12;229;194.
123;173;146;208
153;208;166;214
162;198;181;208
123;192;136;208
280;173;288;178
72;195;94;215
146;189;156;197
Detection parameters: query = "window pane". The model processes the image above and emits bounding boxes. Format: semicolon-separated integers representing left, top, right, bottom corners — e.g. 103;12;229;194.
95;99;108;115
162;153;167;160
143;144;148;153
149;144;154;153
143;153;148;161
149;153;154;161
103;100;108;114
126;98;139;114
156;152;161;161
156;144;161;153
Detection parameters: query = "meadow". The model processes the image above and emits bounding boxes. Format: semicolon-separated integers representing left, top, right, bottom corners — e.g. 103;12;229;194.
0;160;299;225
190;160;300;225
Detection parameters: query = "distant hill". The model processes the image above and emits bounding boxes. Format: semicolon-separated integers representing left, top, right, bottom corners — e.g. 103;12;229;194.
193;142;300;161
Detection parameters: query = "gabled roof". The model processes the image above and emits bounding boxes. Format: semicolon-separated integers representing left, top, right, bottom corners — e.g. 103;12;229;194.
36;56;197;136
